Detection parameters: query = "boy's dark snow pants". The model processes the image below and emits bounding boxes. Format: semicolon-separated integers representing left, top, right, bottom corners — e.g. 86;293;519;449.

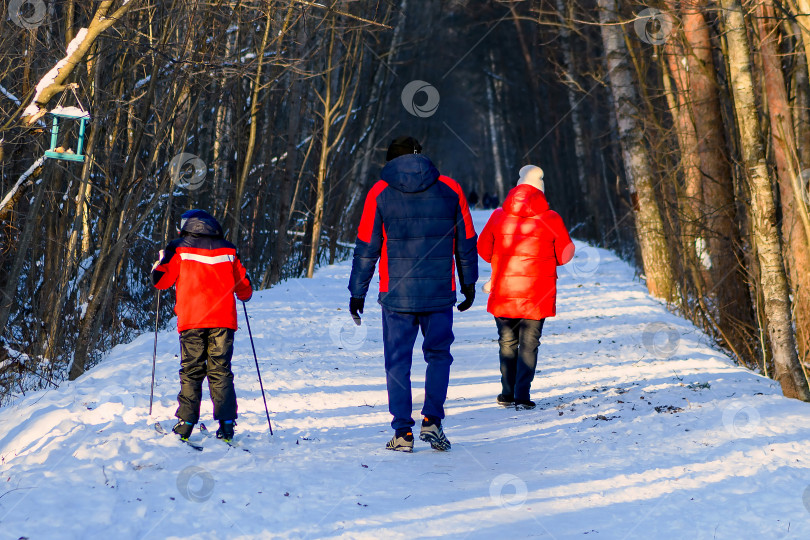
176;327;237;424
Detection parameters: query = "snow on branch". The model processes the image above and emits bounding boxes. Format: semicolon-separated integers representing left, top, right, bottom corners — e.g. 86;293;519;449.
21;1;138;125
0;156;46;221
22;28;89;123
0;84;21;105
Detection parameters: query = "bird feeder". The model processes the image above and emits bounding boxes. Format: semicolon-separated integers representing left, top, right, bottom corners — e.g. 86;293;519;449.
44;84;89;163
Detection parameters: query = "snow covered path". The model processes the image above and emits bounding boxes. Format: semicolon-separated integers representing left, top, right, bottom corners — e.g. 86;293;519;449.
2;210;810;539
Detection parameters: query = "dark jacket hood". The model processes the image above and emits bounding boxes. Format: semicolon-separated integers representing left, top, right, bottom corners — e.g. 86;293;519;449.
180;210;223;237
503;184;549;218
380;154;440;193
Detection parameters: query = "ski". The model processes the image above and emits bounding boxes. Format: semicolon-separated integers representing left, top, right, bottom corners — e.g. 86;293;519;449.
154;421;203;451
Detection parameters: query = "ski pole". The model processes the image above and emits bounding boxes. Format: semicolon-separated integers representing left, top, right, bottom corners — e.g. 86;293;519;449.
149;291;160;416
242;301;273;435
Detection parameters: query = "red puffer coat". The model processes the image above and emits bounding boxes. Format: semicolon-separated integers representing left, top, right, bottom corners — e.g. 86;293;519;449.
477;184;575;320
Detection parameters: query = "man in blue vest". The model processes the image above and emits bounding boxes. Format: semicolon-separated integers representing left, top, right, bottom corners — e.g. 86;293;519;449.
348;136;478;452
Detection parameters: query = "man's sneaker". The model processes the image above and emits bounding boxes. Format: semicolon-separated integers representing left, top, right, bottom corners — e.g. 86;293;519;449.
385;431;414;452
216;420;236;441
172;420;194;440
515;399;536;410
496;394;515;407
420;416;451;451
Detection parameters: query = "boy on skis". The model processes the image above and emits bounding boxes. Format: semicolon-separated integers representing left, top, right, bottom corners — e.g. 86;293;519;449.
151;209;253;442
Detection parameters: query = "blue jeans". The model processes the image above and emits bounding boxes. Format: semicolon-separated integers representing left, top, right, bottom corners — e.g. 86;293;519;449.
495;317;545;401
382;307;454;432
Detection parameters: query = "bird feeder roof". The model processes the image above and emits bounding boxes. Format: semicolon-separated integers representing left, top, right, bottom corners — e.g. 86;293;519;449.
49;105;90;119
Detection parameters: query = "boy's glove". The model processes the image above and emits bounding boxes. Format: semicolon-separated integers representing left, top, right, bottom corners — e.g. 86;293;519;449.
350;297;365;326
457;283;475;312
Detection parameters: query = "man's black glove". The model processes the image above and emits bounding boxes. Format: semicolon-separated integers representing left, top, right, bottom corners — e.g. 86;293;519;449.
350;296;365;326
457;283;475;312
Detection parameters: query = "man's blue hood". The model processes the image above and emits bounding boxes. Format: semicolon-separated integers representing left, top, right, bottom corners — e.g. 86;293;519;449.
380;154;439;193
180;209;223;237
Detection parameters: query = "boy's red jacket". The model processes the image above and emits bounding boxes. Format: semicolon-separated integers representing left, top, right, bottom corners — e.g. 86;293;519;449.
477;184;574;320
152;211;252;332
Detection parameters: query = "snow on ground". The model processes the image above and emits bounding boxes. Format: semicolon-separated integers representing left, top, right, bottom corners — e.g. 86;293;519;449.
2;210;810;539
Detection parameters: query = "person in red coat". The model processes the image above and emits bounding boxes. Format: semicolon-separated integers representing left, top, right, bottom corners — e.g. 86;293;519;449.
151;210;253;442
477;166;575;409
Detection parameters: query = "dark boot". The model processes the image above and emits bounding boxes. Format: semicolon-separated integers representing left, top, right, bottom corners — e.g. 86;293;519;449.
216;420;235;441
172;420;194;440
515;399;536;410
497;394;515;407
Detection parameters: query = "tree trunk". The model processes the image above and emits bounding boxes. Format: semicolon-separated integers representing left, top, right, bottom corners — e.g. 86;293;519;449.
486;52;505;201
306;11;362;278
212;31;237;216
307;133;330;278
662;37;705;293
790;0;810;69
719;0;810;400
784;18;810;169
41;42;105;362
351;0;406;219
0;182;45;336
42;124;98;362
675;0;755;361
263;5;307;287
555;0;588;197
230;12;272;240
598;0;676;301
508;3;544;139
757;0;810;374
306;26;337;279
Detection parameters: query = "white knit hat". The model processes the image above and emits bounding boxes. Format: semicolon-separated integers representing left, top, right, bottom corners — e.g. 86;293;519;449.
518;165;544;192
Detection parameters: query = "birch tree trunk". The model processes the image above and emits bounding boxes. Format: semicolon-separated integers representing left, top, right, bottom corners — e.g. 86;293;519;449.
598;0;676;301
719;0;810;400
486;51;505;200
757;0;810;372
